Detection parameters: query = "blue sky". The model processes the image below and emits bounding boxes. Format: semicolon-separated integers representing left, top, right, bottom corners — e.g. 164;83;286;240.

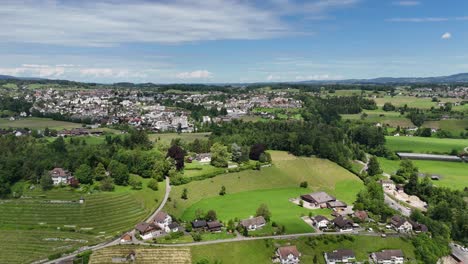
0;0;467;83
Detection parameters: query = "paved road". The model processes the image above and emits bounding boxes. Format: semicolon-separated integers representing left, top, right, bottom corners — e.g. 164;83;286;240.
384;193;411;217
42;178;171;264
450;243;468;263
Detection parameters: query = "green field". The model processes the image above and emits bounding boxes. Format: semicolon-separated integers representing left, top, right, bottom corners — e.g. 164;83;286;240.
378;158;468;190
385;136;468;154
183;161;225;178
0;117;83;130
164;151;364;233
0;177;165;263
374;96;464;110
423;119;468;135
191;236;416;264
148;132;211;145
342;110;414;127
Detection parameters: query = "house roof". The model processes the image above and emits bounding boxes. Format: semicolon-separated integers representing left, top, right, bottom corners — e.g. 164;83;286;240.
207;221;222;229
121;233;132;241
409;220;428;232
326;249;356;260
50;168;70;177
168;222;179;229
327;201;347;208
333;216;354;228
135;222;159;234
277;246;300;259
302;191;335;204
373;250;404;261
191;220;207;228
240;216;266;227
391;216;409;228
312;215;329;222
153;211;168;223
354;211;368;221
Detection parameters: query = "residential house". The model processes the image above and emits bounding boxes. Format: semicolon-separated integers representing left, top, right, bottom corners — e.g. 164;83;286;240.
333;216;354;232
311;215;330;229
353;211;369;222
276;246;301;264
168;222;180;233
409;220;428;233
207;221;223;232
191;220;207;230
240;216;266;231
371;250;404;264
324;249;356;264
300;192;336;208
390;216;412;233
135;222;163;240
196;153;212;163
49;168;73;185
153;211;172;232
327;201;348;211
379;180;395;191
120;233;132;243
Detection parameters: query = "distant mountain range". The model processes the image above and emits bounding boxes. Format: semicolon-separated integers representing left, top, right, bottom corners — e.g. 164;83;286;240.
299;73;468;84
2;73;468;84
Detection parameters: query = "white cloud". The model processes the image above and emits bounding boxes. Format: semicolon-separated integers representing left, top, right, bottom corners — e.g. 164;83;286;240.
393;1;420;6
294;74;341;81
441;32;452;40
0;65;65;78
266;74;282;81
386;17;449;22
0;0;361;46
176;70;213;79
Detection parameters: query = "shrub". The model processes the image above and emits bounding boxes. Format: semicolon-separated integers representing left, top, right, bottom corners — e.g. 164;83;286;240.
147;179;159;191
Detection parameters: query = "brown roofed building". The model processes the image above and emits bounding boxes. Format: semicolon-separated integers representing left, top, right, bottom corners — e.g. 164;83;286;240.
324;249;356;264
207;221;222;232
276;245;301;264
371;249;404;264
240;216;266;231
300;192;336;208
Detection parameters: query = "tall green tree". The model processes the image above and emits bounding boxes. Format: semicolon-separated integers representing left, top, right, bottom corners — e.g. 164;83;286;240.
210;143;230;168
367;156;382;176
75;164;93;184
94;163;107;181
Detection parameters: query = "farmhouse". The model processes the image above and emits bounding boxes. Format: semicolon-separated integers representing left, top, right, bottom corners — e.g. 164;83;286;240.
276;245;301;264
353;211;369;222
332;216;354;232
371;249;404;264
196;153;212;163
207;221;223;232
409;220;428;233
300;192;336;208
120;233;132;243
191;220;207;230
168;222;180;232
324;249;356;264
153;211;172;232
49;168;73;185
240;216;266;231
135;222;163;240
327;200;348;210
396;152;462;162
311;215;329;229
390;216;412;233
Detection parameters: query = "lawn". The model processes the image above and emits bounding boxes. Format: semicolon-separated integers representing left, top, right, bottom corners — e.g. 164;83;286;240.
0;177;166;263
183;161;225;178
164;151;363;232
423;119;468;135
378;158;468;190
149;132;211;145
385;136;468;154
182;188;317;234
342;110;414;128
0;117;83;130
191;236;416;264
374;95;464;110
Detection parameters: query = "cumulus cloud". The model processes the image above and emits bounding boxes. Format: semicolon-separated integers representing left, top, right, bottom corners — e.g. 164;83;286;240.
441;32;452;40
176;70;213;79
392;1;420;6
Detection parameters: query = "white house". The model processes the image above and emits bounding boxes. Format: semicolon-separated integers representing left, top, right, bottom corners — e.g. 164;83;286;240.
196;153;212;163
311;215;329;229
371;250;404;264
390;216;412;233
240;216;266;231
277;246;301;264
135;222;163;240
153;211;172;232
49;168;72;186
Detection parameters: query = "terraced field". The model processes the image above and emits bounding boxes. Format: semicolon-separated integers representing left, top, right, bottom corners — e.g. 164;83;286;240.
0;180;165;263
90;246;192;264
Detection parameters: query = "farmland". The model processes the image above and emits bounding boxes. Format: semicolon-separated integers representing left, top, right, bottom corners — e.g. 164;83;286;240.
191;236;416;264
0;117;83;130
378;158;468;190
385;136;468;154
0;177;165;263
164;151;364;233
148;132;211;145
90;246;192;264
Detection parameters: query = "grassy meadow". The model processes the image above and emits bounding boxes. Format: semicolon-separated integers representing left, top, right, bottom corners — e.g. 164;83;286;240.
378;158;467;190
0;177;165;263
385;136;468;154
148;132;211;145
191;236;416;264
0;117;83;130
164;151;364;234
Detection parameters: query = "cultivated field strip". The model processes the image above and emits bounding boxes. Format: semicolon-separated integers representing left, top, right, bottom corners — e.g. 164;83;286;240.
90;247;192;264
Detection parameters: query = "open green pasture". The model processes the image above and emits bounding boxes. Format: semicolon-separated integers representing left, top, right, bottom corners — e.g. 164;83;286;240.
385;136;468;154
0;117;83;130
378;158;467;190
